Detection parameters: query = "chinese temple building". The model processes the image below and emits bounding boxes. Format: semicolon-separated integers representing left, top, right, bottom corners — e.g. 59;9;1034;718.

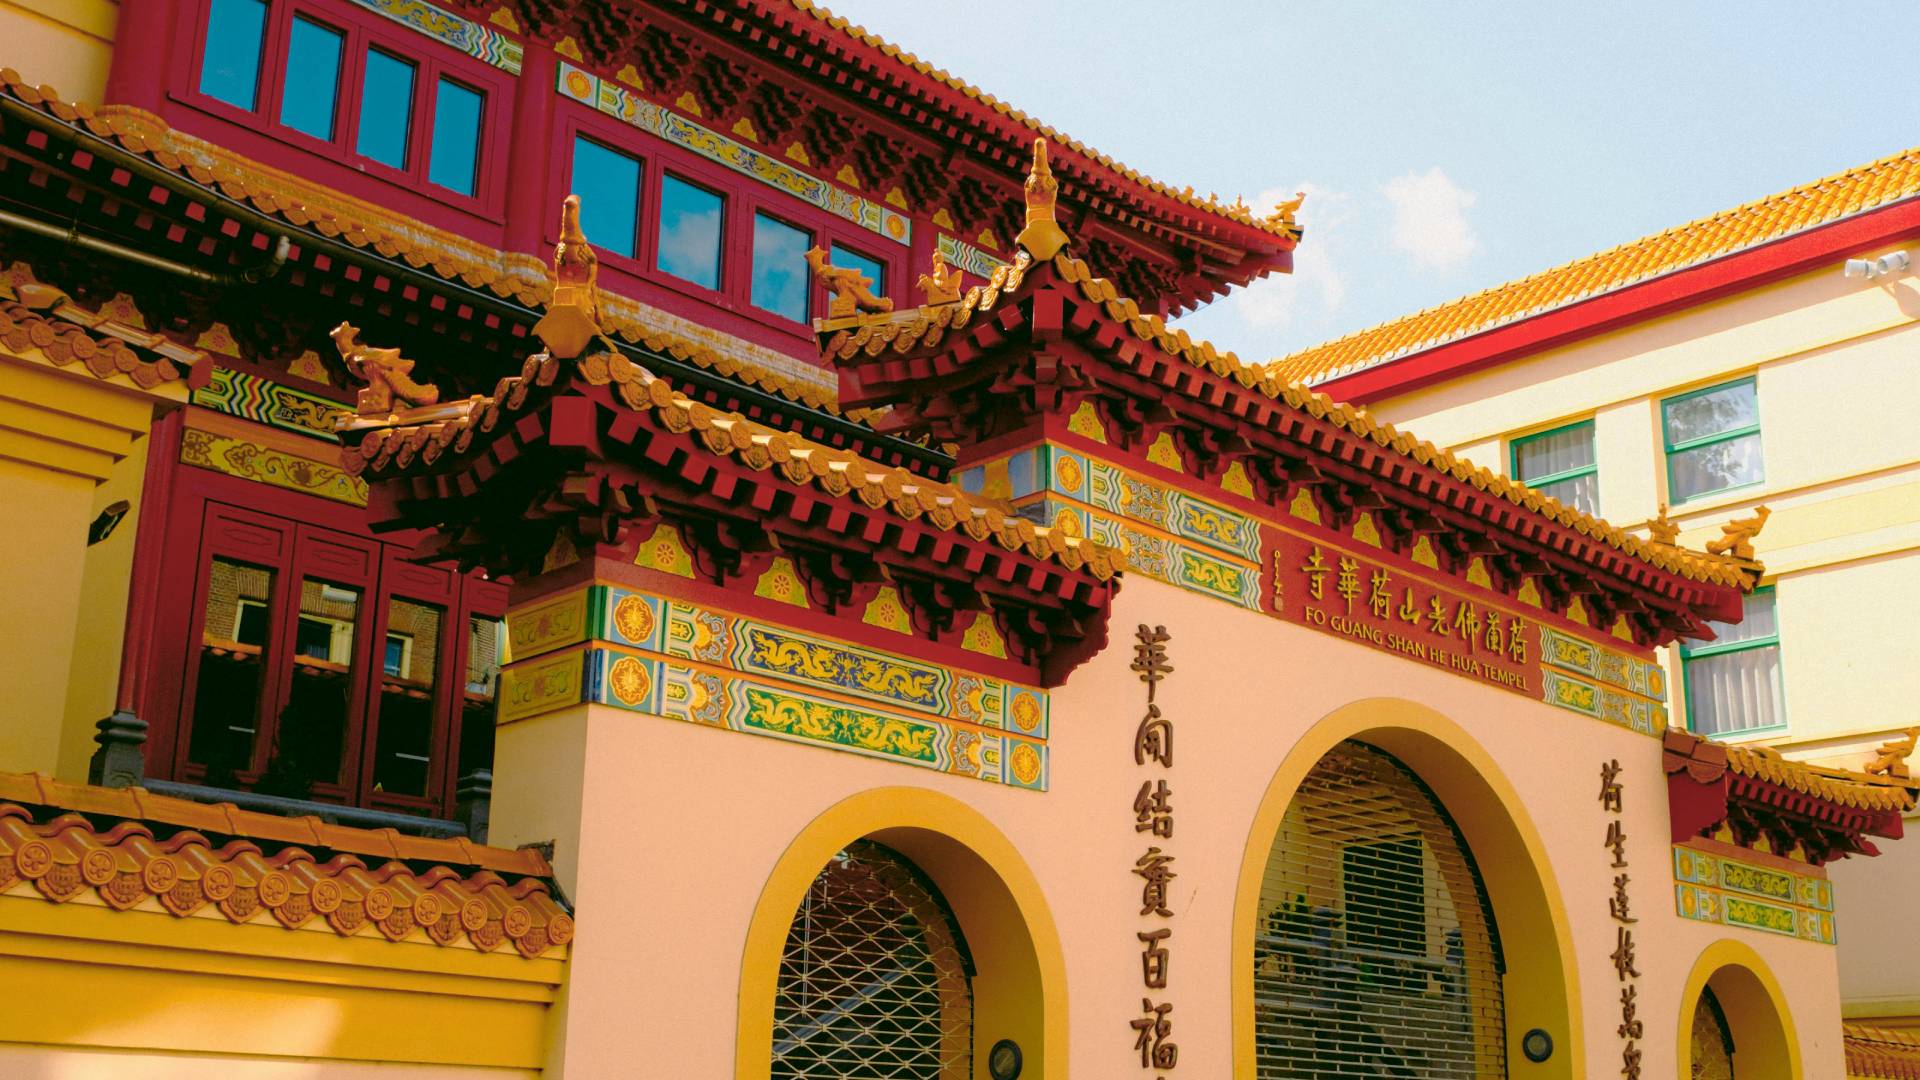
0;1;1914;1078
1276;144;1920;1072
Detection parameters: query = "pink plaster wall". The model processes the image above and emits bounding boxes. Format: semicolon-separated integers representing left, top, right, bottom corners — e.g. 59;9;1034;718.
537;574;1847;1077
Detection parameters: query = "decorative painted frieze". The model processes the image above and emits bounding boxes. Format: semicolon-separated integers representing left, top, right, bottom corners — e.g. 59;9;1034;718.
499;584;1049;789
557;63;911;249
179;426;367;506
1672;843;1836;945
192;368;343;441
936;233;1008;280
346;0;523;74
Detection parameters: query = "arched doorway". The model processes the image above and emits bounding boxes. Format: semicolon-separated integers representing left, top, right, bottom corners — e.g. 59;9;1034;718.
1677;941;1799;1080
1252;739;1506;1077
772;840;974;1078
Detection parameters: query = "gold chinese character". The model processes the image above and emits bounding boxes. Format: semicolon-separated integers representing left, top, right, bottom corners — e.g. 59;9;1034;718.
1135;706;1173;768
1605;820;1628;868
1454;602;1481;649
1335;557;1361;614
1599;759;1623;813
1369;569;1392;619
1508;618;1528;663
1130;998;1178;1070
1610;873;1636;924
1484;616;1505;654
1398;587;1420;624
1611;926;1640;980
1427;595;1451;636
1131;624;1173;702
1301;547;1329;601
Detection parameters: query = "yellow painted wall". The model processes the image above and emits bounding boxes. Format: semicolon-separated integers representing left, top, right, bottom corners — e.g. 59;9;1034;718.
0;891;559;1076
56;433;147;782
1360;239;1920;1016
0;0;117;103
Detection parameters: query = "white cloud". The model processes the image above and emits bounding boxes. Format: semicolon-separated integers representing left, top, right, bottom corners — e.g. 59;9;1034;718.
1381;167;1479;272
1221;182;1351;333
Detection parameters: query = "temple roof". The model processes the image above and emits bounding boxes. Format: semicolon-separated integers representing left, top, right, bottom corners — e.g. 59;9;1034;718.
0;71;857;419
1848;1024;1920;1080
0;771;569;958
340;345;1121;583
1664;729;1913;865
1267;144;1920;392
0;265;205;391
1665;730;1916;815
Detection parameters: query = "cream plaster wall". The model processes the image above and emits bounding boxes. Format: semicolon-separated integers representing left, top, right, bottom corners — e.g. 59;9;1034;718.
1360;243;1920;1019
518;575;1846;1078
0;1046;537;1079
1830;815;1920;1028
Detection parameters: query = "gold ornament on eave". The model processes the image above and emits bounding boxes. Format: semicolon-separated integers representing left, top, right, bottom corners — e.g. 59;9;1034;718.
533;194;602;359
916;251;961;305
1015;138;1070;261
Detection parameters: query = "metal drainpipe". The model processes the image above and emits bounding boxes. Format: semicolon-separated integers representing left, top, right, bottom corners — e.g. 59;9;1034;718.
0;206;286;286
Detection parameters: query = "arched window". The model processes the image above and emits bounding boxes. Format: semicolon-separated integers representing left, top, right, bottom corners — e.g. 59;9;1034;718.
1253;740;1506;1077
773;840;974;1079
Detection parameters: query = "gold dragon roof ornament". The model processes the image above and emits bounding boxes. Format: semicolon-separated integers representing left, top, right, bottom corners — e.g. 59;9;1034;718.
916;251;962;306
331;322;439;422
532;194;603;359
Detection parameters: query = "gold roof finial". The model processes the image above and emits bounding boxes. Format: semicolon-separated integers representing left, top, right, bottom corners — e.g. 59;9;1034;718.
1705;505;1770;562
1267;190;1306;228
1866;728;1918;779
533;194;601;359
1015;138;1070;261
1647;503;1681;545
916;250;961;306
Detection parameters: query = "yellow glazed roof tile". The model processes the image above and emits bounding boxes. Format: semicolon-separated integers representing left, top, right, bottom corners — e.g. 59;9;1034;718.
1267;145;1920;386
1847;1023;1920;1080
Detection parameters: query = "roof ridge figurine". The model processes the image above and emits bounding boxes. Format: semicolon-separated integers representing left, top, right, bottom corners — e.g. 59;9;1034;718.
1647;503;1681;545
1014;138;1070;261
532;194;603;359
916;251;961;306
1866;728;1918;780
807;246;893;318
1266;190;1306;229
1705;504;1770;561
331;322;439;419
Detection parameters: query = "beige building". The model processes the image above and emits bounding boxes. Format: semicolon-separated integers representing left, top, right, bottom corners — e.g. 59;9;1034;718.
1275;146;1920;1029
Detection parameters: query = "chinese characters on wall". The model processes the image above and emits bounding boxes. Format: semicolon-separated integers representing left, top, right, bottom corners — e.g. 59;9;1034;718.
1130;624;1178;1076
1601;759;1643;1079
1287;536;1533;695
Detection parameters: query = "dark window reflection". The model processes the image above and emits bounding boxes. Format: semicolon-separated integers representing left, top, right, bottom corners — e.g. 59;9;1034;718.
373;598;442;797
199;0;268;110
458;615;503;779
189;558;273;782
263;578;358;795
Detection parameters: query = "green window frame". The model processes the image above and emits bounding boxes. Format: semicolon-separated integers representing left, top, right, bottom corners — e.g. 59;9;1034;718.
1510;419;1599;514
1679;586;1785;738
1662;377;1763;503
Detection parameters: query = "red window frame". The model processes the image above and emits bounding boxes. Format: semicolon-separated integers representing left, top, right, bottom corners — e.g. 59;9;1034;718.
550;106;899;336
170;0;512;218
143;441;506;819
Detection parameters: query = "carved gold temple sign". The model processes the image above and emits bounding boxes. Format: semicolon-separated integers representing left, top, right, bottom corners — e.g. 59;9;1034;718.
1129;623;1178;1075
1600;758;1643;1079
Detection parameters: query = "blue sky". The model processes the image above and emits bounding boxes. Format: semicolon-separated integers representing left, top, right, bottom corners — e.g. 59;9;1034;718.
821;2;1920;361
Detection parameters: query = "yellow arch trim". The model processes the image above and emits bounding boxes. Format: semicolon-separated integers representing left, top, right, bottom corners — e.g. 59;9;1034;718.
1674;938;1802;1080
1229;696;1585;1078
735;786;1068;1080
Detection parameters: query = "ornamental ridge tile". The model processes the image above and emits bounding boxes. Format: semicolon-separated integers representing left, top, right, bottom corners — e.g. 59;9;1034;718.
0;771;567;958
1847;1023;1920;1080
1663;729;1917;815
1267;144;1920;388
0;265;200;390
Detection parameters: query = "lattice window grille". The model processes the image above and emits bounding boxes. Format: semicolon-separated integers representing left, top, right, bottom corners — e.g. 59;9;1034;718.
773;840;974;1079
1253;740;1507;1078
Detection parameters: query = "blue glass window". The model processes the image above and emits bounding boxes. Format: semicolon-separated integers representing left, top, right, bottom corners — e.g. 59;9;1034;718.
427;78;484;196
751;213;811;322
570;136;641;259
657;174;725;290
356;50;416;170
198;0;268;110
279;16;344;140
830;243;885;299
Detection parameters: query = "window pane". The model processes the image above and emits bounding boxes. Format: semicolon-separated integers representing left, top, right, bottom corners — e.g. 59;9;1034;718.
1669;432;1763;502
657;174;724;290
570;136;641;259
830;243;885;299
427;78;484;195
1695;590;1778;650
373;598;442;798
1686;645;1784;736
1514;424;1594;483
458;615;503;780
357;50;416;169
189;558;274;781
1665;381;1758;447
271;578;359;793
199;0;268;110
1536;472;1600;515
279;17;344;140
751;213;811;322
